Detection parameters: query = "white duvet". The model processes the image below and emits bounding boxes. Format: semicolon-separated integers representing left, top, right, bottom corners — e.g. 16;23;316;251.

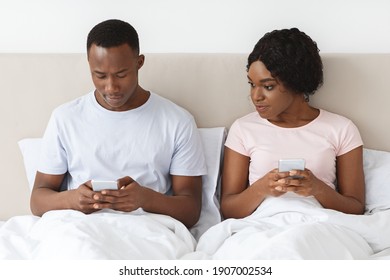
185;194;390;260
0;209;196;259
1;196;389;260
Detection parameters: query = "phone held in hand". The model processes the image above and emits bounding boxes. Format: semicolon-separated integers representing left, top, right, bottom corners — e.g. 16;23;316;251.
278;159;305;179
91;180;118;191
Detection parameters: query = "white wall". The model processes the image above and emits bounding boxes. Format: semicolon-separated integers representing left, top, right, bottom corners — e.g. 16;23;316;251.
0;0;389;54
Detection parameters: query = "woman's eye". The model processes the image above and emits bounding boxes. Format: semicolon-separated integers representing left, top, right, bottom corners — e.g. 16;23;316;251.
248;81;255;88
264;85;274;91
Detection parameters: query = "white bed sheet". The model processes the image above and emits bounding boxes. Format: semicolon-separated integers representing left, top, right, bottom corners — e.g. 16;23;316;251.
0;209;196;259
184;195;390;260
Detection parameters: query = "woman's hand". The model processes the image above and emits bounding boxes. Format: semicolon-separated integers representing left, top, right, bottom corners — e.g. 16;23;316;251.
253;168;290;197
272;168;321;196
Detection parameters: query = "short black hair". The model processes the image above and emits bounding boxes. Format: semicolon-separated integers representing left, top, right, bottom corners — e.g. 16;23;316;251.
87;19;139;54
247;28;323;96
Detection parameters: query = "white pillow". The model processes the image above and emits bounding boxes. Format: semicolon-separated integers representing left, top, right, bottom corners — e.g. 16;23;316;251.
18;127;226;240
190;127;226;240
18;138;42;191
363;148;390;213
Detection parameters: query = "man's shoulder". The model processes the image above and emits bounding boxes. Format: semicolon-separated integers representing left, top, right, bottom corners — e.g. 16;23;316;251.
52;92;91;116
150;92;193;118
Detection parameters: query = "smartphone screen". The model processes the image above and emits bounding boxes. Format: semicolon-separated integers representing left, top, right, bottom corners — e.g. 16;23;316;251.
278;159;305;178
91;180;118;191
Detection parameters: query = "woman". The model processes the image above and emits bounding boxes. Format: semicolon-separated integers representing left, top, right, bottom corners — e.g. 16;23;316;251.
221;28;365;219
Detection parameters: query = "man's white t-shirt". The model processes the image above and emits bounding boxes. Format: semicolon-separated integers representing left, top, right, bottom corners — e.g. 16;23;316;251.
38;91;207;194
225;109;363;190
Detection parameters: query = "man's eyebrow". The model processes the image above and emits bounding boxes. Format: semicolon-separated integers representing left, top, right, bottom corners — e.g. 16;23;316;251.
115;68;128;74
93;68;128;75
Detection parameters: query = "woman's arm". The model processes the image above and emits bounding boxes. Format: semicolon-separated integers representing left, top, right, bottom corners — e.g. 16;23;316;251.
315;146;365;214
220;147;284;219
277;146;365;214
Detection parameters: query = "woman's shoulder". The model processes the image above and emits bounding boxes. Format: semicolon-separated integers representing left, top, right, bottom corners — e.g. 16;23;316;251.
318;109;354;125
234;111;262;124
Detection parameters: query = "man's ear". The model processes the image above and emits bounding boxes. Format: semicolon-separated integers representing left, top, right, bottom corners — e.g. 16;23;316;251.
137;54;145;70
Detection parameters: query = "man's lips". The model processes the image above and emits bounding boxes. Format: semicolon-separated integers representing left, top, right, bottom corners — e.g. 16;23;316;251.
106;95;122;100
105;95;124;102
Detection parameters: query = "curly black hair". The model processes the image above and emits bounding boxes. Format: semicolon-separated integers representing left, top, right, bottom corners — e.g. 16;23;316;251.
87;19;139;54
247;28;323;96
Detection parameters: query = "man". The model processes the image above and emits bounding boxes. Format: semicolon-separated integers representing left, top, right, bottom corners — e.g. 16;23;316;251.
30;19;206;228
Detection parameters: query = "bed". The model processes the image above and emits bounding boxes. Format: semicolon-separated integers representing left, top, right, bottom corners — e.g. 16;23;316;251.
1;53;390;259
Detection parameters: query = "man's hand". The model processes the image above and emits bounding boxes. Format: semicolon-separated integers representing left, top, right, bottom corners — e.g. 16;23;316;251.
89;176;145;212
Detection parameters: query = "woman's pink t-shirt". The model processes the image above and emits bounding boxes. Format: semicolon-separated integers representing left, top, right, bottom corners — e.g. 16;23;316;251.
225;109;363;189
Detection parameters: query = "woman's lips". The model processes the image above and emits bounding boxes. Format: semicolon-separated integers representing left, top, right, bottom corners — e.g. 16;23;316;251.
255;104;268;112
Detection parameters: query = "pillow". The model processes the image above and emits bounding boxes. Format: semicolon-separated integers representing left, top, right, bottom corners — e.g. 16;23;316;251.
363;148;390;213
18;128;226;240
190;127;226;240
18;138;42;191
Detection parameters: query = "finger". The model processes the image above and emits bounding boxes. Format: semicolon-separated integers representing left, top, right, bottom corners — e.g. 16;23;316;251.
277;171;292;180
79;195;99;205
271;172;287;182
275;186;298;192
92;202;112;210
101;187;130;198
107;201;138;212
274;186;287;192
83;180;93;189
79;183;95;196
76;185;96;202
289;170;306;179
278;177;305;187
117;176;134;188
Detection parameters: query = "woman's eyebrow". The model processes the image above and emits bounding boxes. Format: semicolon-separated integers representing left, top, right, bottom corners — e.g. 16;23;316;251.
259;78;276;83
247;75;276;83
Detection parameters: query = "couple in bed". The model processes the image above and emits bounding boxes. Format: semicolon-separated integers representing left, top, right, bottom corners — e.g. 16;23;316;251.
31;19;365;258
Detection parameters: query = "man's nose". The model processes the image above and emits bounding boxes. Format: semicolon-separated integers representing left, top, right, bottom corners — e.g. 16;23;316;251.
105;77;119;93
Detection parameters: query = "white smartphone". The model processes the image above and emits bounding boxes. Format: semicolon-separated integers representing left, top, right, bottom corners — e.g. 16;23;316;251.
278;159;305;178
91;180;118;191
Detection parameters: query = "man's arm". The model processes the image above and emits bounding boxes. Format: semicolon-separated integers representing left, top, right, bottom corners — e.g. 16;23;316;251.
30;171;98;216
143;175;203;228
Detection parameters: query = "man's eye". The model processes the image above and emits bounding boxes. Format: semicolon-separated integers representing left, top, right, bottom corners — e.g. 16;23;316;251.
117;74;127;78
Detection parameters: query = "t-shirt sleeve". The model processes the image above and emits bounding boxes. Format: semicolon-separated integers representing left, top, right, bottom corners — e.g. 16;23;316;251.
336;119;363;156
170;116;207;176
225;120;250;157
38;110;68;175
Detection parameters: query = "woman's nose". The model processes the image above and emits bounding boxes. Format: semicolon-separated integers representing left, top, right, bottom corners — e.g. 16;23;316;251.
252;87;264;101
